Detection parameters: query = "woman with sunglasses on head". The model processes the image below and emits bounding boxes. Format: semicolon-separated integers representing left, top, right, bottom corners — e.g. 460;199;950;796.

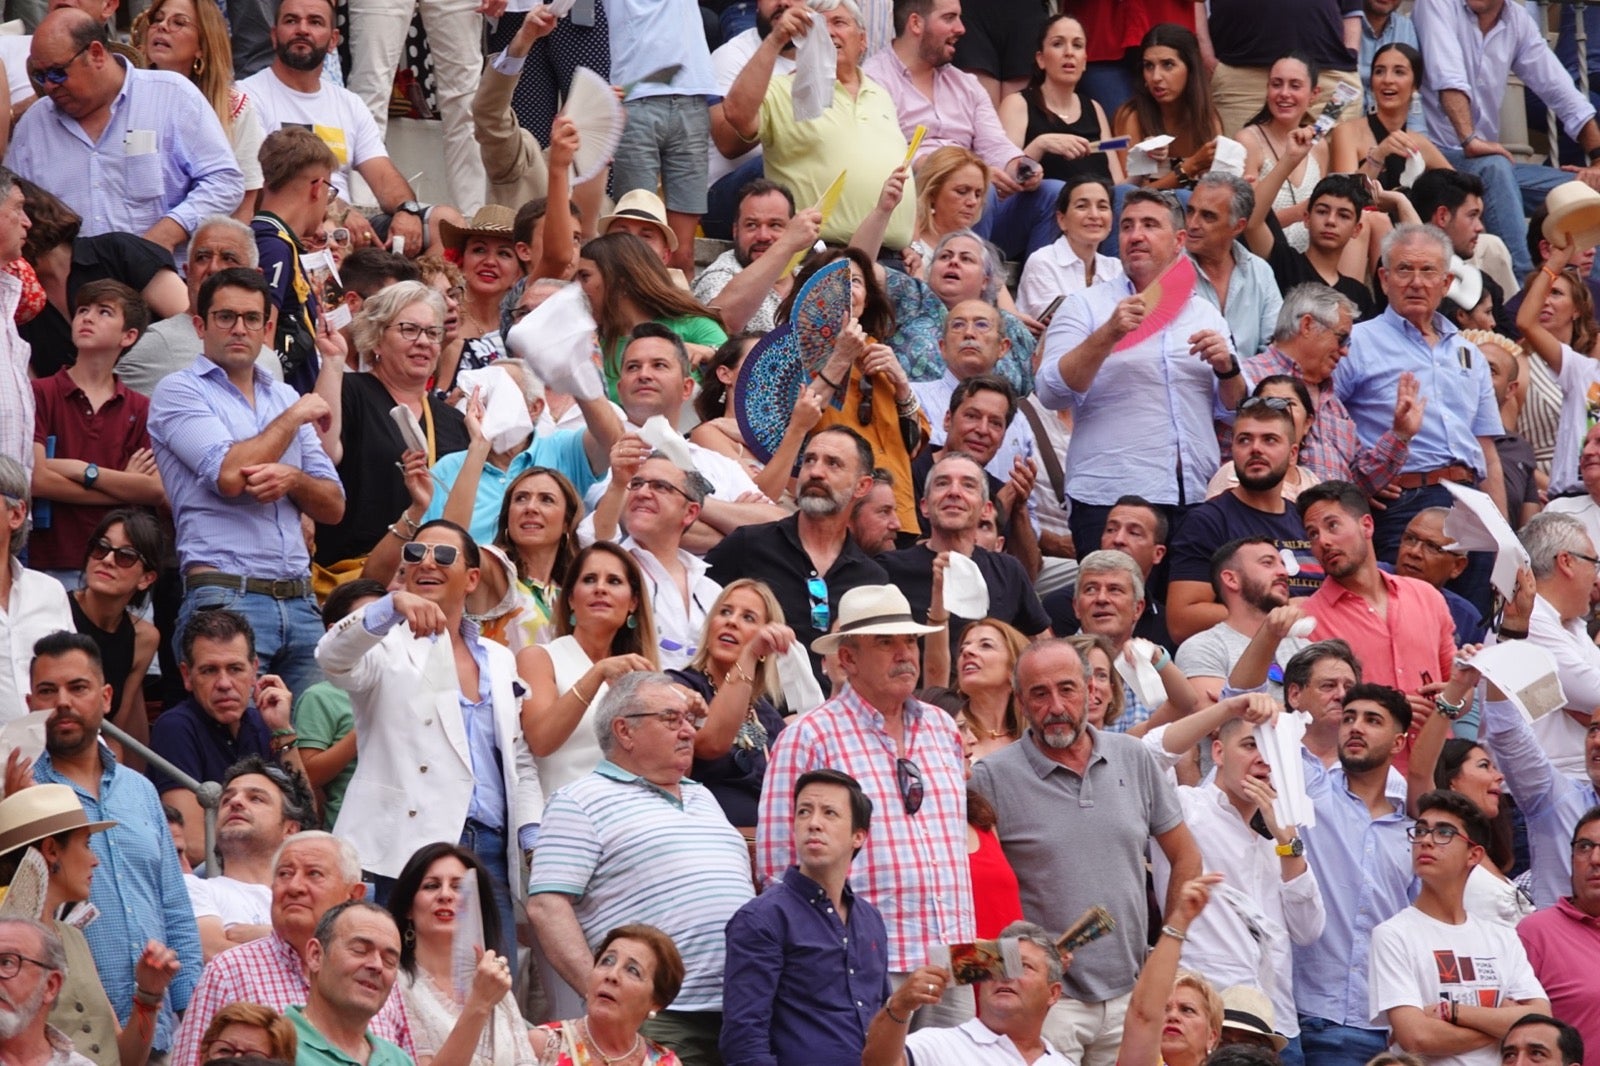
315;281;468;592
666;580;793;830
1207;377;1323;501
133;0;262;220
516;543;659;800
70;509;163;765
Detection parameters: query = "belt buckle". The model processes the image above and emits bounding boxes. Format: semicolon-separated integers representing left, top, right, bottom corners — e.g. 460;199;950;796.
269;579;298;599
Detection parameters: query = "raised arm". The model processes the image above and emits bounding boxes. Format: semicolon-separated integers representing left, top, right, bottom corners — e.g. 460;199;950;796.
1245;126;1315;259
1121;874;1223;1066
710;6;811;157
1515;242;1575;375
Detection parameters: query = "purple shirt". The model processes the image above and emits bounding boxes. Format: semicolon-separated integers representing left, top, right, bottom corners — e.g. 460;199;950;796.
860;49;1022;171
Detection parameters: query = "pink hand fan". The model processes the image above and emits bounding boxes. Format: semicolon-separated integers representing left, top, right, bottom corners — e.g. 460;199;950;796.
1111;254;1198;352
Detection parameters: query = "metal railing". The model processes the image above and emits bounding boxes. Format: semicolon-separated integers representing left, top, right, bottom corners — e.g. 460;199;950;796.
99;719;223;876
1535;0;1593;159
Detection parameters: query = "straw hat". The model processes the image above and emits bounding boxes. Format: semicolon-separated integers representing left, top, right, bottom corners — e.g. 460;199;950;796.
811;585;944;654
0;785;116;857
597;189;679;252
1219;985;1289;1052
1543;181;1600;254
438;204;518;256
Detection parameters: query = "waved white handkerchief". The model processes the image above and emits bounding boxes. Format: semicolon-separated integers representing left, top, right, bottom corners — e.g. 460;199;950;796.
638;415;696;471
1117;638;1167;709
1400;150;1426;189
1441;481;1529;600
1210;136;1247;176
1127;135;1174;179
1255;711;1315;829
456;365;534;454
1288;616;1316;639
778;643;824;712
791;11;835;123
944;552;990;618
505;283;604;401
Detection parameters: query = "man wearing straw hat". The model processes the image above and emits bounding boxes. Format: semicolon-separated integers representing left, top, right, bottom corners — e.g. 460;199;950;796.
756;583;974;1030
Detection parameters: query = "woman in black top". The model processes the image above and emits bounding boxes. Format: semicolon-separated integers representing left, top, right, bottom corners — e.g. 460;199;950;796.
667;579;792;830
999;14;1123;188
1329;43;1453;189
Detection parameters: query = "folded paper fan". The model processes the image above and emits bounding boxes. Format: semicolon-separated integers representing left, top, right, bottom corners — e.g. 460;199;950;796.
782;170;848;277
733;323;807;464
1111;254;1198;352
562;67;625;185
793;257;854;375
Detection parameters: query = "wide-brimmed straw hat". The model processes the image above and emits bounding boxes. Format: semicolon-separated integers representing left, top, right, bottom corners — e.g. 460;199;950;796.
0;784;116;856
1219;985;1289;1052
1543;181;1600;254
438;204;518;256
811;585;944;654
597;189;679;252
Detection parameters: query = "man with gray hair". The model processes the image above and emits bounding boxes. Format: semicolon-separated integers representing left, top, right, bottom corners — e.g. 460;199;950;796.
862;919;1072;1066
529;672;753;1062
1333;221;1505;616
0;457;74;723
592;450;723;669
1071;548;1164;731
1186;172;1281;357
0;918;94;1066
1242;283;1420;495
1038;188;1248;559
0;168;33;486
169;831;414;1066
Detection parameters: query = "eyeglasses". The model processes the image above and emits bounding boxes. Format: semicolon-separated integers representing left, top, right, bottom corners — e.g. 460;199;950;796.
204;1044;270;1059
622;709;708;731
208;308;267;332
0;952;53;980
28;42;90;90
807;575;830;632
1573;838;1600;857
1568;550;1600;568
1388;265;1445;283
896;757;924;816
148;11;194;30
390;322;446;343
1406;822;1465;844
947;316;996;333
1401;532;1463;557
88;539;146;569
626;476;690;500
401;542;460;567
1238;396;1292;415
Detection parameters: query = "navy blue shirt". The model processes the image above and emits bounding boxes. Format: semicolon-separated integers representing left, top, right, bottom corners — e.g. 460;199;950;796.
720;866;892;1066
146;697;275;796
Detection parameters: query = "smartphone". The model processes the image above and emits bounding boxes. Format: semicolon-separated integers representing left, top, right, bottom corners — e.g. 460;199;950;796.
1040;295;1066;324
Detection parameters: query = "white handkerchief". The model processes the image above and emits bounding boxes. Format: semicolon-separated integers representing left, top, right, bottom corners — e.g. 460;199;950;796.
944;552;990;619
1441;481;1530;600
450;869;486;1001
1288;616;1316;639
1117;638;1168;709
1255;712;1316;828
1400;150;1426;189
455;366;534;454
1211;136;1247;176
1468;642;1567;723
638;415;696;471
1127;135;1174;179
0;712;50;767
791;11;835;123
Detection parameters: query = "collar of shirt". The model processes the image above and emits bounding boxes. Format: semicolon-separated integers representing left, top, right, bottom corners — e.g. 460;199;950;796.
779;863;857;909
1326;756;1409;815
194;352;276;395
778;512;873;573
1317;565;1403;609
457;617;492;704
620;535;712;593
1377;305;1459;347
1556;896;1600;928
60;372;133;407
836;684;932;741
594;757;691;806
1531;591;1586;642
35;742;120;796
1017;725;1104;779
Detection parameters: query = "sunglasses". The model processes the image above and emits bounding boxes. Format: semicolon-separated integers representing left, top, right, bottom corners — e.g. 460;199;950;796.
896;757;924;816
28;42;90;90
401;542;460;567
88;539;146;569
1238;395;1292;415
807;575;830;632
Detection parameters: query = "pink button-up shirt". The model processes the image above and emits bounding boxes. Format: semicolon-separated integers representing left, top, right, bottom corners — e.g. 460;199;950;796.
861;48;1021;171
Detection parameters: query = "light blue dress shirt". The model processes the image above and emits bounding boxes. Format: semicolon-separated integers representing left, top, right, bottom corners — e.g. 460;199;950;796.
421;428;596;547
1333;308;1502;478
7;59;243;240
149;356;342;577
1359;10;1425;129
1188;243;1283;358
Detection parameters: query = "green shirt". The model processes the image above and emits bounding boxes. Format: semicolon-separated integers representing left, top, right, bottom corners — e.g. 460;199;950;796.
287;1005;412;1066
292;681;356;828
601;314;727;401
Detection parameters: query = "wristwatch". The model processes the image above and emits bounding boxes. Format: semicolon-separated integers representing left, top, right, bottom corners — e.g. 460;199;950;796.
82;463;99;489
395;200;425;216
1275;837;1304;858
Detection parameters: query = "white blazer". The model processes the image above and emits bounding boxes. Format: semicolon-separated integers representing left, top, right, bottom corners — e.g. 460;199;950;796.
316;609;542;891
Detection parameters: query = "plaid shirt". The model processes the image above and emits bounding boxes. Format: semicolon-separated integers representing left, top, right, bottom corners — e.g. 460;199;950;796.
756;685;973;973
169;933;414;1066
1242;346;1409;494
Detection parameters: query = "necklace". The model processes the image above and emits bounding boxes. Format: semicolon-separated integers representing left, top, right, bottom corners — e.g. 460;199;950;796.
580;1017;641;1065
977;723;1012;739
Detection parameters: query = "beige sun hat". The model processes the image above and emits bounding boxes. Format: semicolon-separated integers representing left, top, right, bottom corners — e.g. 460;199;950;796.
1219;985;1289;1052
1543;181;1600;254
0;784;116;857
597;189;680;252
810;585;944;655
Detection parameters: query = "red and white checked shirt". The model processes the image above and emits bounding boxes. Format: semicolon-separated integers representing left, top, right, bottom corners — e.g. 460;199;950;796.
756;686;974;973
170;933;414;1066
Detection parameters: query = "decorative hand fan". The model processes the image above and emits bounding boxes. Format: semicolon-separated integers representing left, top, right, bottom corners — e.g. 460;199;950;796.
903;125;926;165
732;323;807;464
0;848;48;918
792;257;854;375
561;67;625;185
1111;254;1198;352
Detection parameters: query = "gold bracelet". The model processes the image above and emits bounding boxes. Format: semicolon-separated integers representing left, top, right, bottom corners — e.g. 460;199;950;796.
728;662;757;686
571;680;592;704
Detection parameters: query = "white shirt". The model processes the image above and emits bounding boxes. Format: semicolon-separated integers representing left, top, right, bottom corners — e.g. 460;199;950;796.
708;28;793;185
1523;594;1600;780
903;1017;1072;1066
1152;781;1325;1039
198;876;272;929
0;35;32;107
620;536;721;670
1548;343;1600;495
237;68;387;201
1015;237;1124;320
0;561;73;724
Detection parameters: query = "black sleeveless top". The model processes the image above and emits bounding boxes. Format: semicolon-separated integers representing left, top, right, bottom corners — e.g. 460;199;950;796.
69;595;136;717
1366;113;1408;190
1022;87;1114;186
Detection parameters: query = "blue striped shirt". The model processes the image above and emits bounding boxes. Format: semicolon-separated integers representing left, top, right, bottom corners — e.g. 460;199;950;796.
34;746;203;1022
529;761;753;1011
148;356;341;577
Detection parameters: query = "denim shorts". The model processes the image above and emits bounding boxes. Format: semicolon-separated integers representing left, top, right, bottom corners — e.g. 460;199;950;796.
613;94;712;215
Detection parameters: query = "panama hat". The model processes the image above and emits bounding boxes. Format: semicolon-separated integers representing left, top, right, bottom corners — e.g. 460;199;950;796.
1219;985;1289;1052
1543;181;1600;253
597;189;680;252
438;204;518;256
0;784;116;856
811;585;944;655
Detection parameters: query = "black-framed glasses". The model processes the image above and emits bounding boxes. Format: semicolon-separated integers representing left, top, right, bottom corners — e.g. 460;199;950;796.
1574;839;1600;857
807;575;830;632
0;952;53;980
1407;822;1464;844
401;542;460;567
622;709;707;731
208;308;267;332
88;539;146;569
390;321;445;343
28;42;90;90
896;757;924;816
1567;550;1600;568
1238;396;1291;415
626;476;690;500
1401;532;1462;557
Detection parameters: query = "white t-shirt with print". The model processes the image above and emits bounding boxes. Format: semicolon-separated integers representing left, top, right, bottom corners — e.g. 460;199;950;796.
237;67;387;201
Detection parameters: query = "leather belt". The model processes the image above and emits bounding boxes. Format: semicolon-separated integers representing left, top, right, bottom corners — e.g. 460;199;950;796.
1392;464;1475;490
185;572;311;599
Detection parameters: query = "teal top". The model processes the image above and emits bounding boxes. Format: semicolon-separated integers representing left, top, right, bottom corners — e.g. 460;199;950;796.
287;1005;413;1066
292;682;356;828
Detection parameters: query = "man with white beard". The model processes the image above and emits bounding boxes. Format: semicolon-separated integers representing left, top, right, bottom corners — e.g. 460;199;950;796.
0;918;95;1065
